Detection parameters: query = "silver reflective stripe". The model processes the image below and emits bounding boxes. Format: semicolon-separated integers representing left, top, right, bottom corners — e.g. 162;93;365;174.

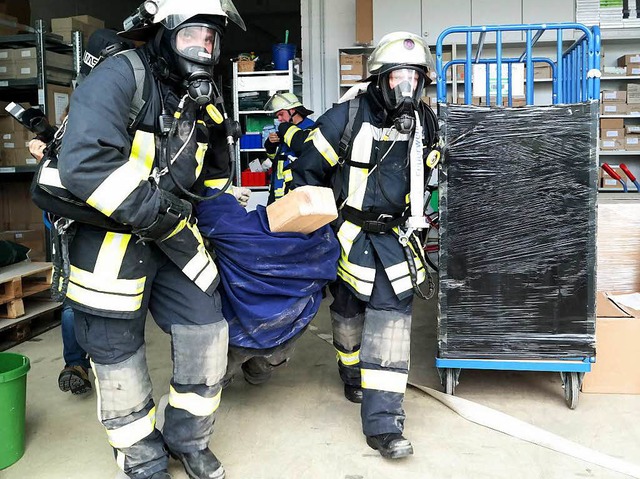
39;159;64;188
169;385;221;417
106;407;156;449
361;368;408;394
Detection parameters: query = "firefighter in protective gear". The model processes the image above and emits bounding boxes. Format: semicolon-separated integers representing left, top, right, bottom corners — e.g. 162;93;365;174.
291;31;439;459
57;1;245;478
263;92;314;204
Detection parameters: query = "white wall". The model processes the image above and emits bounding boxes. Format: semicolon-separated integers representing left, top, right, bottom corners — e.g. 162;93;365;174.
302;0;357;116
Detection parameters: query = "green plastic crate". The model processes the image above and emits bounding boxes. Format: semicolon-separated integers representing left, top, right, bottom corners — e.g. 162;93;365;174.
245;115;275;133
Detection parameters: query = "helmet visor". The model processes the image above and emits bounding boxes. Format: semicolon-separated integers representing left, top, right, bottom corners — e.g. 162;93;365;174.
161;0;246;31
383;68;426;109
174;25;221;64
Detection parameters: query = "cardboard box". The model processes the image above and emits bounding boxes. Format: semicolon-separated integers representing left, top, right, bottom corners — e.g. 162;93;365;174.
601;128;625;140
46;84;71;126
51;15;105;44
0;0;30;26
355;0;373;45
600;139;624;151
601;102;627;115
0;62;15;79
628;83;640;104
600;118;624;129
13;59;36;78
582;292;640;394
0;147;37;166
529;63;552;79
340;54;367;84
626;124;640;135
628;65;640;76
603;66;627;76
601;90;626;102
600;164;625;188
629;104;640;116
625;135;640;151
617;53;640;67
266;186;338;234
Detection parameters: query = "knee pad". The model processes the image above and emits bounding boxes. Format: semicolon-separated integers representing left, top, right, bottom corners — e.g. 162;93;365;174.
92;345;152;421
360;308;411;369
331;311;365;351
171;321;228;386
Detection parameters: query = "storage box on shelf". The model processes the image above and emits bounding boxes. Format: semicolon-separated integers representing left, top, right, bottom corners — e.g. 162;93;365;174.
232;59;301;200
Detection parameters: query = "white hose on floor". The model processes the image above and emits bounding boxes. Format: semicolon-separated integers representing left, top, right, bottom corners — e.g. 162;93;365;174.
409;382;640;479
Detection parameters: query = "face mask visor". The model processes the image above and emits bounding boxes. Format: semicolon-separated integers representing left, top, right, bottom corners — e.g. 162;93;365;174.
173;24;221;65
382;68;425;110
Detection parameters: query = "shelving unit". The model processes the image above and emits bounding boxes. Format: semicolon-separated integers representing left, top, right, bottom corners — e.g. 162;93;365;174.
231;59;302;201
0;21;81;347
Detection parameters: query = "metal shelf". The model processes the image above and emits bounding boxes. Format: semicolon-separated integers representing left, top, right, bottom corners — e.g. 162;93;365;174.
0;165;38;174
600;114;640;118
601;75;640;80
239;110;273;115
598;150;640;156
0;32;72;53
0;78;38;88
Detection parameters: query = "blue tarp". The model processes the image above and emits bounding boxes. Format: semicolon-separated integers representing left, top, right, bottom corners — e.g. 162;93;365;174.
196;191;339;349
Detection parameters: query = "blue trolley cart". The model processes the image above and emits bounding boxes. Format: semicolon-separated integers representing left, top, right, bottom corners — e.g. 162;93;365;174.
434;23;601;409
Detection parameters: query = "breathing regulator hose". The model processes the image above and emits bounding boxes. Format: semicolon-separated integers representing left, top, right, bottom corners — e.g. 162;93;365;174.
165;80;239;202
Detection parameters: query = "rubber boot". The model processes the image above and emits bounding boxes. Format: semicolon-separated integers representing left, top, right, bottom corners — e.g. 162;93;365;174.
366;433;414;459
170;449;225;479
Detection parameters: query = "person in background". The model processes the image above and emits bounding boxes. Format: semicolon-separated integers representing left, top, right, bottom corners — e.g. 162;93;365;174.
263;92;314;204
290;32;439;460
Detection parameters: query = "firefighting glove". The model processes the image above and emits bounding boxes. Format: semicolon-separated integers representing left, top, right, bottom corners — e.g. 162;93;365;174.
133;190;192;242
277;121;295;141
231;186;251;207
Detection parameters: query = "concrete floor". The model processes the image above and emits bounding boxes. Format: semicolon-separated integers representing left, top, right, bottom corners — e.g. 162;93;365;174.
3;295;640;479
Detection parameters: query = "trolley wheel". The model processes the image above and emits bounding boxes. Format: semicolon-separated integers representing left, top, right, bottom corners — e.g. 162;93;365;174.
562;372;580;410
444;368;457;396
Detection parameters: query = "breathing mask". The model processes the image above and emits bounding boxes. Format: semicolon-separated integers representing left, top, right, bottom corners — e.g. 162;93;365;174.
170;21;222;104
380;67;426;134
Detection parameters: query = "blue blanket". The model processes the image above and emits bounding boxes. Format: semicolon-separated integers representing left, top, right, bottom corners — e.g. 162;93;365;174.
196;191;339;349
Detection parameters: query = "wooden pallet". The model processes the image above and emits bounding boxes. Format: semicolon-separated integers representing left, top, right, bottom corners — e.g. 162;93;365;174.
0;262;53;319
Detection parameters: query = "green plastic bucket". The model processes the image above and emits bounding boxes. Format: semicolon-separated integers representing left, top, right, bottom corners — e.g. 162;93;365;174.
0;352;30;470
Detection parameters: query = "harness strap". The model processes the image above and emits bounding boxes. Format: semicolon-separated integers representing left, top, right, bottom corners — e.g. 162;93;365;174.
341;205;408;234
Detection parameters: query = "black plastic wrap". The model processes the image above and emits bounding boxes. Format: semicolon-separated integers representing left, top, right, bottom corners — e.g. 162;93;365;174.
439;103;598;360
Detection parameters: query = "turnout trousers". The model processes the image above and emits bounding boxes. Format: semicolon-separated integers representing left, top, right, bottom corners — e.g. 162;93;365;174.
72;245;228;479
329;256;413;437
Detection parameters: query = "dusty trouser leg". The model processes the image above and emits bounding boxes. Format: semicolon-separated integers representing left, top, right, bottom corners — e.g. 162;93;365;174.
329;281;366;388
148;261;228;455
73;310;168;479
359;263;413;437
221;346;251;387
241;332;303;385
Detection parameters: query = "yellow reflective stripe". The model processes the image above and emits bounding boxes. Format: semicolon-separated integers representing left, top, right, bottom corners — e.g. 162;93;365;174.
337;269;374;297
194;142;207;179
67;281;144;312
164;217;189;241
274;186;285;199
169;385;221;417
336;222;376;282
204;178;230;189
283;169;293;182
69;265;145;296
361;369;408;394
94;233;130;278
305;128;339;166
182;225;217;292
283;124;300;145
106;407;156;449
386;261;411;281
336;349;360;366
86;131;155;217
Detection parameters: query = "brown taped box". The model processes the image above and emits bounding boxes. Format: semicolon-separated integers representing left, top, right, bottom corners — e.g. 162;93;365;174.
599;139;624;151
266;186;338;234
582;292;640;394
600;128;625;140
601;90;626;102
600;118;624;129
340;54;367;85
617;53;640;67
601;102;627;115
355;0;373;45
600;164;625;189
628;65;640;76
626;135;640;151
627;124;640;135
0;147;37;166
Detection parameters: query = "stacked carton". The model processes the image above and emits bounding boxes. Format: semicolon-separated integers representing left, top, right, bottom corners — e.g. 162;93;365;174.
600;83;640;152
339;53;367;85
51;15;105;44
0;46;74;84
0;105;36;168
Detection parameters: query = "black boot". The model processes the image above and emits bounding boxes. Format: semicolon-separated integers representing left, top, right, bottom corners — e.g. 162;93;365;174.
366;433;414;459
344;384;363;403
170;449;225;479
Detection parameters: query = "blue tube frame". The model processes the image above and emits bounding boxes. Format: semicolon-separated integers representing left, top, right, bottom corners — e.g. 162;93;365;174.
435;358;593;373
435;23;601;106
